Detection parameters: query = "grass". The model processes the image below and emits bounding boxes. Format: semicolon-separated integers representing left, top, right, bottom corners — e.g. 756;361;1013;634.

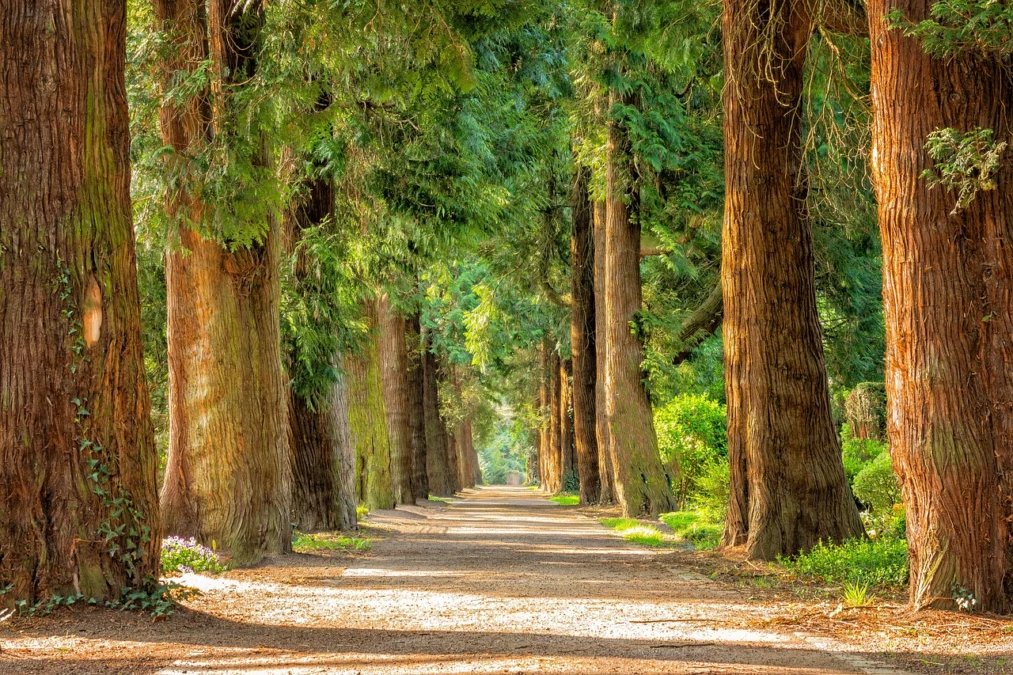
292;530;372;553
660;510;722;550
600;518;672;547
549;494;579;506
778;536;908;588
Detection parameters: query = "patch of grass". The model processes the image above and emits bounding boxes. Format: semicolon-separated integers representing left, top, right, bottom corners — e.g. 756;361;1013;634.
779;537;908;588
427;495;453;504
660;510;722;550
292;530;372;553
600;518;672;548
549;494;579;506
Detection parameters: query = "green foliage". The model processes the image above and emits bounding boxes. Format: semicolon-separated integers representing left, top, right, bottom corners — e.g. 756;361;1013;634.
779;538;909;588
660;510;722;549
550;494;580;506
853;451;902;516
292;531;372;553
921;127;1007;213
890;0;1013;58
655;394;726;508
161;537;226;575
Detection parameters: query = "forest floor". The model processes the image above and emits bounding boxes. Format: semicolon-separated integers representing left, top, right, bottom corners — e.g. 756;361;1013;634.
2;485;1011;674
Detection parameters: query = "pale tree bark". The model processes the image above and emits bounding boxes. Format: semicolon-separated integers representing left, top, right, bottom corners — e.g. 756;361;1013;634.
868;0;1013;611
603;92;676;517
571;167;602;504
720;0;863;559
379;295;416;505
0;0;161;601
157;0;291;566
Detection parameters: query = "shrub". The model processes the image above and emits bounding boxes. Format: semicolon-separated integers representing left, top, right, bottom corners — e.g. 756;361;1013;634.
655;394;727;508
853;450;902;515
161;537;225;575
779;537;908;587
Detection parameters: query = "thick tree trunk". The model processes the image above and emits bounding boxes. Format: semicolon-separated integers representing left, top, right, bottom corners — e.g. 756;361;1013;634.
720;0;863;559
868;0;1013;612
571;168;602;504
593;200;616;504
406;313;429;500
603;94;676;517
423;342;453;496
0;0;161;602
378;295;416;505
289;370;357;531
348;301;394;511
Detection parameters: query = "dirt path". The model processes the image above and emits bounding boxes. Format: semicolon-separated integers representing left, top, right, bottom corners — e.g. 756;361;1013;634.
1;485;908;674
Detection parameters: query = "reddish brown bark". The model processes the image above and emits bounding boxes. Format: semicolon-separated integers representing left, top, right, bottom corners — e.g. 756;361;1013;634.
603;92;675;517
156;0;292;566
868;0;1013;611
379;295;416;505
571;167;602;504
593;200;615;505
406;313;429;499
0;0;161;601
720;0;863;559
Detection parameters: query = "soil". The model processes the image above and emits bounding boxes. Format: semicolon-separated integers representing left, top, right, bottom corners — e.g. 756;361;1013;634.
1;485;1010;674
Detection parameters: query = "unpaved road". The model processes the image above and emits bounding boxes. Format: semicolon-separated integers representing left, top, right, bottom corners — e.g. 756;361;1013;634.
1;485;906;674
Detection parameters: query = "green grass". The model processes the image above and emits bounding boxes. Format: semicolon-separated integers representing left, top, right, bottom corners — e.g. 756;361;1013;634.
292;530;372;553
778;537;908;588
427;495;453;504
549;494;579;506
660;510;722;550
600;518;672;547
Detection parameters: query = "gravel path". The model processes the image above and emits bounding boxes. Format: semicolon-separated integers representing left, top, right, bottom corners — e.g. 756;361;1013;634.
0;485;907;674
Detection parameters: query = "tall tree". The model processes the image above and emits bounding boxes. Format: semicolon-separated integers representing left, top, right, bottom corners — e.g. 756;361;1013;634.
0;0;161;601
720;0;863;559
379;295;417;504
570;167;602;504
868;0;1013;611
603;90;676;516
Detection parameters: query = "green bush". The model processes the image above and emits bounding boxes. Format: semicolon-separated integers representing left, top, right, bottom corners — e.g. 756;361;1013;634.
853;450;902;515
655;394;727;508
779;537;909;587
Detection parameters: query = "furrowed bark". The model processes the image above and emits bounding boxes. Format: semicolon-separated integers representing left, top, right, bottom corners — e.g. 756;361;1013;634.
868;0;1013;611
379;295;416;505
348;300;394;511
157;0;292;566
406;313;429;500
571;167;602;504
0;0;161;601
720;0;863;559
604;92;676;517
593;201;616;504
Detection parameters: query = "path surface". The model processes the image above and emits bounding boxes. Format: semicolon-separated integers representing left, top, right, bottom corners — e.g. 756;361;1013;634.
1;485;903;674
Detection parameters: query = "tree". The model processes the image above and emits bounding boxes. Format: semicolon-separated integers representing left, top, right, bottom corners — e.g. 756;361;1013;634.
720;0;863;559
379;295;417;504
868;0;1013;611
0;0;161;601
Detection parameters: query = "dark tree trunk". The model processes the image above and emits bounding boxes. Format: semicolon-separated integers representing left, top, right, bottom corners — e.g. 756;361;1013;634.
379;295;416;505
868;0;1013;611
423;340;453;496
348;300;394;511
720;0;863;559
603;93;676;517
593;200;616;504
0;0;161;602
406;313;429;500
156;0;291;566
571;167;602;504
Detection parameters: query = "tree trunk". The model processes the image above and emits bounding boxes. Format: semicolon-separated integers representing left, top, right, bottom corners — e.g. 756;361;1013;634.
289;370;357;531
0;0;161;602
348;300;394;511
378;295;416;505
406;313;429;500
720;0;863;559
593;200;616;504
603;93;676;517
423;341;453;496
571;167;602;504
868;0;1013;611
